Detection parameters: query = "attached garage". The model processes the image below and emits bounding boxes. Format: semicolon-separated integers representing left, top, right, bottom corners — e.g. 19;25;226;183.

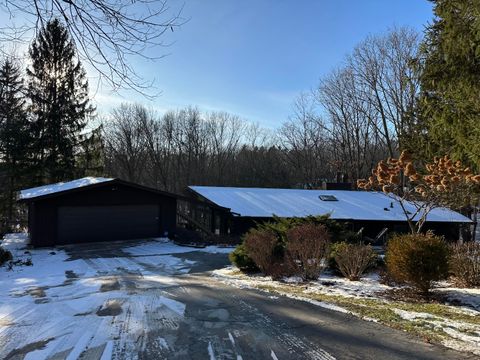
19;177;179;247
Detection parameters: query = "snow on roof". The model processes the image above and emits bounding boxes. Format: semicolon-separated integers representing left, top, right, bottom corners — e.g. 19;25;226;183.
189;186;472;223
19;177;114;200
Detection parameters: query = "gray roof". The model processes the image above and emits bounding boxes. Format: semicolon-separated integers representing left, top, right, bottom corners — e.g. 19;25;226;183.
189;186;472;223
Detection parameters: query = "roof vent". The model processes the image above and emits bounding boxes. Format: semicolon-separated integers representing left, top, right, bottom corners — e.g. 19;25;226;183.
319;195;338;201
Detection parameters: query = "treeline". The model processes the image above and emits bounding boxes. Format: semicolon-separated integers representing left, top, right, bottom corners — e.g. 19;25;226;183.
2;1;480;230
103;104;329;193
102;26;420;193
103;3;480;195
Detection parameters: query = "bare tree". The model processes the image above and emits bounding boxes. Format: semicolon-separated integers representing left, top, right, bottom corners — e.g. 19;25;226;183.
0;0;184;95
103;103;148;182
205;111;245;184
317;67;384;183
348;27;420;156
278;93;331;187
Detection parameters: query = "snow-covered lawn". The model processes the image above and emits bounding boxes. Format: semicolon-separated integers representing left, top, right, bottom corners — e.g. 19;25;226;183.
213;267;480;356
0;233;231;360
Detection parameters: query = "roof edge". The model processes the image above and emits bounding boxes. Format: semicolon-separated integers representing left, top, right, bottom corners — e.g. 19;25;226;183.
187;186;232;211
18;178;182;203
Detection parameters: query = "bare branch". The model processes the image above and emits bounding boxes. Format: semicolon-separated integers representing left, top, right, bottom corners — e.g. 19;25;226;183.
0;0;185;97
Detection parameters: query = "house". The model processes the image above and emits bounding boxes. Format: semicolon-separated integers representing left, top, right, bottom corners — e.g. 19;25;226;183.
18;179;473;247
18;177;179;247
187;186;473;241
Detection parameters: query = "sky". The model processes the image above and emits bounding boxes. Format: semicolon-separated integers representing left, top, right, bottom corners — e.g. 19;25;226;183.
1;1;434;128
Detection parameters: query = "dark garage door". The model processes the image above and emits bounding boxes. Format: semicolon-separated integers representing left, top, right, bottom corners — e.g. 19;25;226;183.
57;205;160;244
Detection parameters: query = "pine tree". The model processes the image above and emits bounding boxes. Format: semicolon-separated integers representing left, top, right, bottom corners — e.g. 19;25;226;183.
418;0;480;171
76;125;105;177
27;18;95;183
0;59;30;230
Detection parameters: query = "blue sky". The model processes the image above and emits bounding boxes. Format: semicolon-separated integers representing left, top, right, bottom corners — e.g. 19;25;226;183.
2;1;434;128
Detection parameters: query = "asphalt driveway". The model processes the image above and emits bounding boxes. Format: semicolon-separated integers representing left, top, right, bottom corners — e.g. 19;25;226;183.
0;239;474;359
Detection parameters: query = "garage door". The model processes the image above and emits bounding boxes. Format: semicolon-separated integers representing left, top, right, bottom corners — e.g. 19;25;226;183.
57;205;160;244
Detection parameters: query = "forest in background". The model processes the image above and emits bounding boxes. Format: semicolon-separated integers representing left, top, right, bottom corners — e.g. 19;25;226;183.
103;26;420;193
1;1;480;231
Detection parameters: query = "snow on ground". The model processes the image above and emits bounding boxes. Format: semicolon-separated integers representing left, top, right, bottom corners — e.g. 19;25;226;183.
213;267;480;312
304;272;391;299
0;235;232;360
124;239;234;256
1;232;30;253
212;267;389;300
392;308;480;355
435;283;480;312
212;266;480;356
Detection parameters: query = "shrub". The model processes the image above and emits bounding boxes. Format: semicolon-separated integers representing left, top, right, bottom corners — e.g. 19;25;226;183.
449;242;480;287
386;233;449;295
328;242;348;272
333;242;376;281
243;228;281;276
229;243;259;272
285;223;330;280
0;247;13;266
240;217;350;280
258;215;357;246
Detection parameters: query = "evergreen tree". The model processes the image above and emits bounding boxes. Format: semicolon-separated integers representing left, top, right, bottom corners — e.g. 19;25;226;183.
418;0;480;171
0;59;30;230
27;18;94;183
76;125;105;177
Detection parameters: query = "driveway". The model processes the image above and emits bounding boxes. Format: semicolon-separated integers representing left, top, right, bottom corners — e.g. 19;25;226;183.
0;239;474;360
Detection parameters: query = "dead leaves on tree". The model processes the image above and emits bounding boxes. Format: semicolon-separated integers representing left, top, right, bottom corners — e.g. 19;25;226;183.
357;152;480;199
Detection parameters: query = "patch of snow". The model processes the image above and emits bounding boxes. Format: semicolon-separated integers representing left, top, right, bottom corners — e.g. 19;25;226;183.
228;332;235;346
304;272;389;299
212;267;282;291
435;285;480;312
156;338;169;350
207;341;216;360
270;349;279;360
66;331;95;360
124;239;233;256
393;309;436;321
442;338;480;357
0;238;205;359
225;270;366;314
393;308;480;356
301;298;351;314
283;276;303;284
1;232;30;254
19;177;113;200
100;341;114;360
156;296;186;316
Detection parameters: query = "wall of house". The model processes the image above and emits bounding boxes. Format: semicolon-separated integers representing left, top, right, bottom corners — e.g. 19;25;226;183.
28;183;177;247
